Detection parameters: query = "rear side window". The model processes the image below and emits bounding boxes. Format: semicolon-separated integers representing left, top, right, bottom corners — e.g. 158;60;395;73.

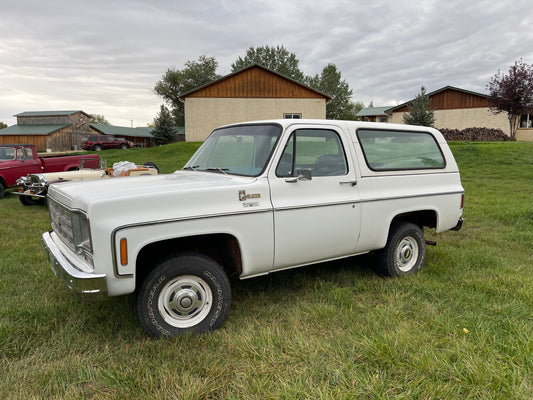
357;129;445;171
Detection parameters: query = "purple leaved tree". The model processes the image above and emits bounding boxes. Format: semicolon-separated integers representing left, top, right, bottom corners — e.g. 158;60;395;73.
487;59;533;141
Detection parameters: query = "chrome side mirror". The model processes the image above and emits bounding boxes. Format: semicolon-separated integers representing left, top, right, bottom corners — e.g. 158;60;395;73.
285;169;312;183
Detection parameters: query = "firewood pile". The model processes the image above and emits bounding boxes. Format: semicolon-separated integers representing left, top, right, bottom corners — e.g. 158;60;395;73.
440;127;508;141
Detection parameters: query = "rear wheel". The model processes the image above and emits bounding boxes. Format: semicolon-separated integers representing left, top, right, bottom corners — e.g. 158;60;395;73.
0;184;5;199
94;145;102;151
120;144;128;149
136;253;231;337
376;222;426;277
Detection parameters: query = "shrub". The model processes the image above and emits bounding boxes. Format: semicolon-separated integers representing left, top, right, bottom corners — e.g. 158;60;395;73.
439;127;508;141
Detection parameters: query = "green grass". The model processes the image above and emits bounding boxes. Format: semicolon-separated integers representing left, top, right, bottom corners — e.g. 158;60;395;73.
1;141;532;399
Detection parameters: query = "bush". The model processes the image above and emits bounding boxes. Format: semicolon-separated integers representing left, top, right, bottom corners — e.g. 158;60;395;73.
440;127;508;141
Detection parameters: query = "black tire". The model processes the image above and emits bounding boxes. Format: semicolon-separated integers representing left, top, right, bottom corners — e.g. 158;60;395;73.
376;222;426;277
143;161;159;173
19;195;45;206
0;184;5;199
136;253;231;338
94;145;103;151
120;144;128;150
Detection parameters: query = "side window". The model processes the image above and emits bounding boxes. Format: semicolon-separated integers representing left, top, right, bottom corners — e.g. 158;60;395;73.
357;129;445;170
24;147;34;159
276;129;348;177
16;148;25;160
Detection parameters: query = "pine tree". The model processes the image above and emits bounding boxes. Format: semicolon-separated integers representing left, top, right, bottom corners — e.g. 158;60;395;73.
403;86;435;127
152;105;177;145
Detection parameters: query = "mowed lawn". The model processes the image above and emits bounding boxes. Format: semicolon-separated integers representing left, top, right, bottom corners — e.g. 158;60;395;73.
0;141;531;399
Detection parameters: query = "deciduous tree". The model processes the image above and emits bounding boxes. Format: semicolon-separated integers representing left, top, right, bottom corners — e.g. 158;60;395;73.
231;45;306;83
306;63;357;120
89;114;110;125
154;55;220;126
487;59;533;141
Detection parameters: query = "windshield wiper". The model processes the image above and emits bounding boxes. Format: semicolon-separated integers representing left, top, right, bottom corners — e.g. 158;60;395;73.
183;165;199;171
206;167;229;175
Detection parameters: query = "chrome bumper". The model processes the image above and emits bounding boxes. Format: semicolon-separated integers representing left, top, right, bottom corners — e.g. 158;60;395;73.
42;231;108;301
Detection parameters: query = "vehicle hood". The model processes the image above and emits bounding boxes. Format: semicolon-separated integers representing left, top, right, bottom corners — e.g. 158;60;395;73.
47;171;270;224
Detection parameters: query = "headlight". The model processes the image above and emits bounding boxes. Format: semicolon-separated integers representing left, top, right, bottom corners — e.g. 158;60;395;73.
72;212;93;265
16;175;31;186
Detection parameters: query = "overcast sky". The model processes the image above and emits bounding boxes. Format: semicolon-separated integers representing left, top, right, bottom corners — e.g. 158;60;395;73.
1;0;532;127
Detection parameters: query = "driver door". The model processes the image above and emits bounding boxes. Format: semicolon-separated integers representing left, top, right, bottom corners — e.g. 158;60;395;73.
268;126;361;270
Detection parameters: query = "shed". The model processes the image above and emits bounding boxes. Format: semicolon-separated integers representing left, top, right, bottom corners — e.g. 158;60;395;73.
179;64;331;141
0;111;91;151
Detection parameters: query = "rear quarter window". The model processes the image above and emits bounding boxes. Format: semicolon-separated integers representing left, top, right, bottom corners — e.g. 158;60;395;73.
357;129;445;171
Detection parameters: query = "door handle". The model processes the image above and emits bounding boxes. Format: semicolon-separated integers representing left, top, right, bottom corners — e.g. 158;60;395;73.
339;180;357;186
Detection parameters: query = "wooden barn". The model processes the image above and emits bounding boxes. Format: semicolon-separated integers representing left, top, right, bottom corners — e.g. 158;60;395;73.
179;64;331;141
0;111;91;152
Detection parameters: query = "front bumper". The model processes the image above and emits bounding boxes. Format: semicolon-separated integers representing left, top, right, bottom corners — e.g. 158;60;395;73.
42;231;108;301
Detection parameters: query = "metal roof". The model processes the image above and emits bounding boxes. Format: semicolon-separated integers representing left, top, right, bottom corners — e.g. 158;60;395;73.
356;106;393;117
14;110;90;118
90;124;156;138
0;124;70;135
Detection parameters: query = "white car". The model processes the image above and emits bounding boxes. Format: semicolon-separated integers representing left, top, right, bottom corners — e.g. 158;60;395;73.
16;162;158;205
42;120;464;337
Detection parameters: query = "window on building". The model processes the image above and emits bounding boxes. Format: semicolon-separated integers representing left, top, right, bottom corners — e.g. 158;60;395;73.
283;113;302;119
379;116;389;123
520;114;532;128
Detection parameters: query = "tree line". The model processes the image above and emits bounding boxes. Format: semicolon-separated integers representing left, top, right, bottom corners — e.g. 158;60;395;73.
151;45;364;144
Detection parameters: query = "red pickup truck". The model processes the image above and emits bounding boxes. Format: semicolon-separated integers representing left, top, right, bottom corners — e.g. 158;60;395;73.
0;144;100;198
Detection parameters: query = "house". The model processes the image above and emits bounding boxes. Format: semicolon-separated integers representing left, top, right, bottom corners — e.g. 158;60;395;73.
179;64;331;141
357;86;533;141
0;110;91;151
355;106;391;122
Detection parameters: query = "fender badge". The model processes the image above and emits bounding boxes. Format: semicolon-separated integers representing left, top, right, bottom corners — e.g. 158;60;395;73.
238;190;261;202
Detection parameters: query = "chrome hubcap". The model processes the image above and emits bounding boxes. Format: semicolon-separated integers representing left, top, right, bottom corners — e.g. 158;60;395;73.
159;275;213;328
396;237;419;272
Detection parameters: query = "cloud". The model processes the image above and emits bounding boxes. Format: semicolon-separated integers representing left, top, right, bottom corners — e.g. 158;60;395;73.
1;0;532;126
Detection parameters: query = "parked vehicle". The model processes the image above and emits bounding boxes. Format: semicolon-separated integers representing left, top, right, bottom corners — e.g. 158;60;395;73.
0;144;99;199
80;135;132;151
15;161;159;205
42;119;464;338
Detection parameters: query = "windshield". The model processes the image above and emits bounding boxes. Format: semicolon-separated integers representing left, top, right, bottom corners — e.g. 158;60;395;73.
184;124;282;177
0;147;16;161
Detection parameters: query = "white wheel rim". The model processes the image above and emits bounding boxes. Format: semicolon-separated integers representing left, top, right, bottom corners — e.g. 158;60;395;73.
395;236;419;272
158;275;213;328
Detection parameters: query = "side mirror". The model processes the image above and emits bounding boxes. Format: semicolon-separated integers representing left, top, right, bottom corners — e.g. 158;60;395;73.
285;168;312;183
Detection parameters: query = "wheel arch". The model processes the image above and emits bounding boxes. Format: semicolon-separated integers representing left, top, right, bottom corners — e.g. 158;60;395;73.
135;233;243;289
389;209;438;231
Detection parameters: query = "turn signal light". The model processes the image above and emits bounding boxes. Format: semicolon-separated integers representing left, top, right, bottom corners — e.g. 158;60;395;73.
120;238;128;266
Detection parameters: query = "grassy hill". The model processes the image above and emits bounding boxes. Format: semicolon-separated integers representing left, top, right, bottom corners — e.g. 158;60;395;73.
1;141;531;399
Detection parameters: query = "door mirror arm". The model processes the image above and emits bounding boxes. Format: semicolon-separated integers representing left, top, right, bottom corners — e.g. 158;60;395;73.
285;169;312;183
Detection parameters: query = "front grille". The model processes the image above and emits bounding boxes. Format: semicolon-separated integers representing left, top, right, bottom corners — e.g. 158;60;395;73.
48;199;75;252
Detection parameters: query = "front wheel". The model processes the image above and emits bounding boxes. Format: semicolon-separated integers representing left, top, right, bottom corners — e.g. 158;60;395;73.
376;222;426;277
136;253;231;338
19;195;45;206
